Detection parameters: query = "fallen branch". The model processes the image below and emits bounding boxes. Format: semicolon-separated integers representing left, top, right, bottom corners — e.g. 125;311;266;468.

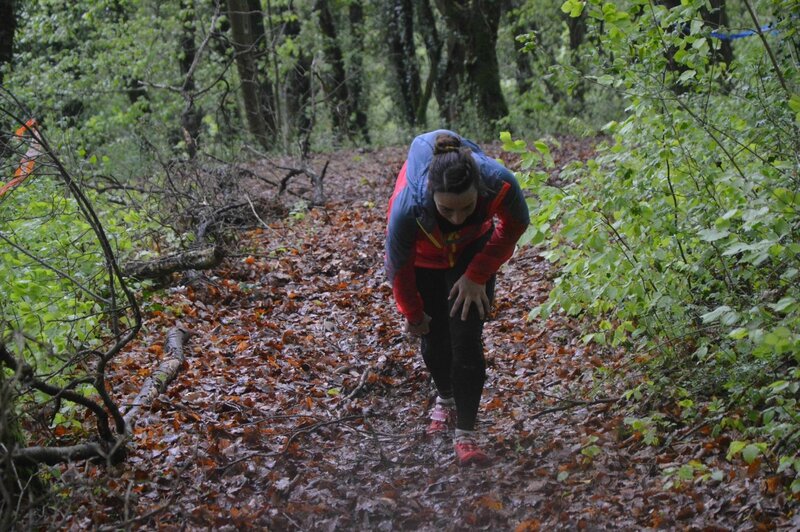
122;246;223;280
530;397;620;420
276;159;329;206
6;440;124;468
343;355;389;401
123;327;192;427
1;327;192;467
280;415;365;454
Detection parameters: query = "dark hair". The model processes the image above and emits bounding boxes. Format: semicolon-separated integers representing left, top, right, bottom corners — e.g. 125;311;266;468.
428;134;483;195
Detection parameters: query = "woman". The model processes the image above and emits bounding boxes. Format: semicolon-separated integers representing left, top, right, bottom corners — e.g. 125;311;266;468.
385;130;530;465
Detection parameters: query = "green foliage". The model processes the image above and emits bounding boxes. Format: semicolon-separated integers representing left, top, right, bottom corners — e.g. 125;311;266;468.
0;173;146;372
502;0;625;136
513;0;800;488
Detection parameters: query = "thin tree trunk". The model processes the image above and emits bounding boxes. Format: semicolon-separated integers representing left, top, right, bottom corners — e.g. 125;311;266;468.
434;0;508;125
703;0;733;65
179;0;203;158
283;1;313;153
385;0;423;127
414;0;440;125
347;1;370;142
250;1;278;136
0;0;15;161
314;0;351;140
227;0;272;149
564;10;587;113
0;0;14;86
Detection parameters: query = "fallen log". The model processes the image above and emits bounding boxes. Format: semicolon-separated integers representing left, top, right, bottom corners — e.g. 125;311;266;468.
122;245;222;280
123;327;191;427
7;440;124;467
2;327;191;466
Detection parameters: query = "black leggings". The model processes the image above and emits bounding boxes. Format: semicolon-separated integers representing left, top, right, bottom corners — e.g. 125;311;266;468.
416;235;495;431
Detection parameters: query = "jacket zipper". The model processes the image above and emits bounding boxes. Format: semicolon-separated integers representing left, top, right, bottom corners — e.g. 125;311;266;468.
416;218;443;249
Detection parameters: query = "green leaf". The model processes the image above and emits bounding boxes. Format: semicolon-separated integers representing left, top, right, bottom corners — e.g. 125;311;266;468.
678;70;697;83
560;0;585;17
726;440;747;461
597;75;615;86
701;305;732;323
769;297;797;313
728;327;748;340
789;94;800;113
741;444;761;465
698;228;730;242
678;464;694;481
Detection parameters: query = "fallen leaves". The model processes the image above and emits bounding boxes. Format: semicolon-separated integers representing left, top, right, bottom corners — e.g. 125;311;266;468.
34;140;798;530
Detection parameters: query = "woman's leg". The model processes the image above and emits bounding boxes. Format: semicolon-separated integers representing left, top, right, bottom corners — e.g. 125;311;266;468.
415;267;453;399
443;231;496;431
445;271;495;430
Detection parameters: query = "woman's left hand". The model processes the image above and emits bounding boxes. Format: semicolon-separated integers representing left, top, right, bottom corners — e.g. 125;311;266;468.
448;274;490;321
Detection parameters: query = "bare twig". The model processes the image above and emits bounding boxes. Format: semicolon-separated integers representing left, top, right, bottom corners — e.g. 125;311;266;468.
280;415;365;453
530;397;620;420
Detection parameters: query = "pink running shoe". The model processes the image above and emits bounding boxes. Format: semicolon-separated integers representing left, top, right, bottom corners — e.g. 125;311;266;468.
426;402;453;435
454;438;490;466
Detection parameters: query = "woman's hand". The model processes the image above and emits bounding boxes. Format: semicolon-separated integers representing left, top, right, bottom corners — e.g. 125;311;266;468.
449;275;490;321
405;313;432;336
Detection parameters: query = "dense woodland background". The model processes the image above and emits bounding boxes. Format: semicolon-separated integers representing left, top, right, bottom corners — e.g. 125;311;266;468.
1;0;800;528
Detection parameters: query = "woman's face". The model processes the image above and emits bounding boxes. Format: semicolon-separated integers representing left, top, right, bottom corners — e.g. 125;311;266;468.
433;186;478;226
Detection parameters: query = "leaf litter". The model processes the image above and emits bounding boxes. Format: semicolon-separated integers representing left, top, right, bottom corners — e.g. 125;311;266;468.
45;140;798;530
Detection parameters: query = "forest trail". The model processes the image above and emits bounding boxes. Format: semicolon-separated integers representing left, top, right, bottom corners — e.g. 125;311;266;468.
57;140;791;530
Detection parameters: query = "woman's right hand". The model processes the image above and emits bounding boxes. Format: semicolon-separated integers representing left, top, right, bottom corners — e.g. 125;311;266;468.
405;313;432;336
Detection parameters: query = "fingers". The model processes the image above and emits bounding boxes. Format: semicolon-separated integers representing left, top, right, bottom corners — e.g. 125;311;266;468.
448;283;459;301
449;284;464;318
448;276;490;320
405;314;432;336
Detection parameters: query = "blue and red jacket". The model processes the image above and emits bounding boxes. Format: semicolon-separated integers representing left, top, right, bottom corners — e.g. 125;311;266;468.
385;130;531;323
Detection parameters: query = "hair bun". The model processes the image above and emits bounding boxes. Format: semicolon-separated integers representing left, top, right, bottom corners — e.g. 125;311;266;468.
433;134;461;155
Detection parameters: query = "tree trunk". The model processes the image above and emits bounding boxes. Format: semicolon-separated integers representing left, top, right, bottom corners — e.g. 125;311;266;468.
703;0;733;65
347;1;370;142
385;0;423;128
660;0;732;92
434;0;508;126
414;0;441;125
0;0;14;86
179;0;203;159
564;10;587;113
283;1;313;154
0;0;15;161
227;0;272;150
314;0;351;141
1;346;43;526
506;1;533;96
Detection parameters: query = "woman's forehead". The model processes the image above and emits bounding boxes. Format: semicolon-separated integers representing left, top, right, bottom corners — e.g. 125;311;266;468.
433;187;478;209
